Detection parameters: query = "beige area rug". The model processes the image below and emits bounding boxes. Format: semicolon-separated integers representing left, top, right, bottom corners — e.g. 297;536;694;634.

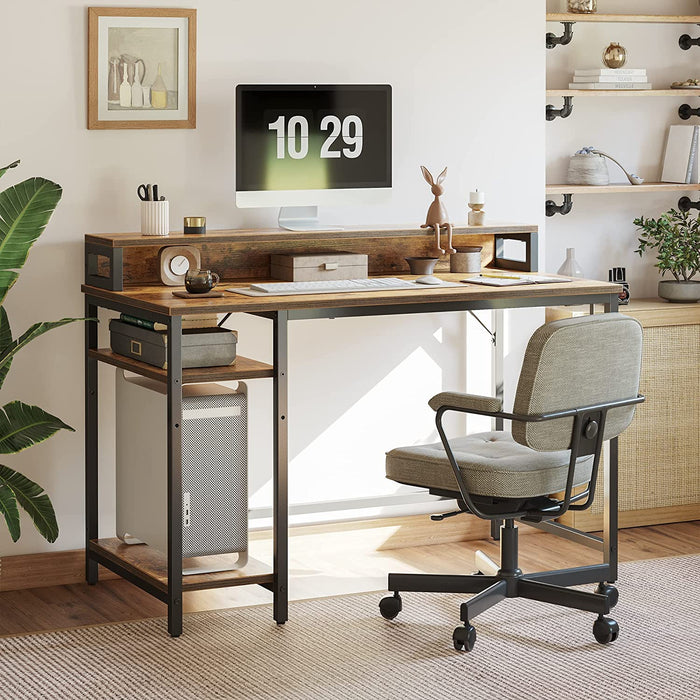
1;555;699;700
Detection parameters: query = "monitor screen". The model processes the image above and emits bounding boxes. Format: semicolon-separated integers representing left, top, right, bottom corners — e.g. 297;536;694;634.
235;84;391;209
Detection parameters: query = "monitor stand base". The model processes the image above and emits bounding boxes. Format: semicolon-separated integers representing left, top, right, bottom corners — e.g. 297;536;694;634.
278;206;343;232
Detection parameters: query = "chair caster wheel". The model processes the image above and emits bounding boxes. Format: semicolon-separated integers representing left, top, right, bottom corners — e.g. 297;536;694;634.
379;593;402;620
453;624;476;652
593;616;619;644
595;583;619;609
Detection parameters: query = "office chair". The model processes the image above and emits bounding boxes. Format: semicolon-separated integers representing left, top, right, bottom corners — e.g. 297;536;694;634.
379;313;644;652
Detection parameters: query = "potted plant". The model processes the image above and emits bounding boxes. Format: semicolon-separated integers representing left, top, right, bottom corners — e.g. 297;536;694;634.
0;159;85;543
633;208;700;303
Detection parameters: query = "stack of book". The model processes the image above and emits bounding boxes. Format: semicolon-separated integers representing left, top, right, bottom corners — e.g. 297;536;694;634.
118;313;220;332
569;68;651;90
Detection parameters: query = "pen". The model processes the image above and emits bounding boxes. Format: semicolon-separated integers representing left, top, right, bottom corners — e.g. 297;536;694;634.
479;273;522;280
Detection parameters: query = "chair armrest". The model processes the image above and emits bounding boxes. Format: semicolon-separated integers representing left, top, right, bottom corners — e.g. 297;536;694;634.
428;392;502;414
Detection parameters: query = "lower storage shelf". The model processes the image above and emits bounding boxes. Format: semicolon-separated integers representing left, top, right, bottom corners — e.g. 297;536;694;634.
89;538;273;593
89;348;274;383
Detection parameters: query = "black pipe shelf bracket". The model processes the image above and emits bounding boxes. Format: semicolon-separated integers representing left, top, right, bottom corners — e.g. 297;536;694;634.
546;194;573;217
546;22;575;50
546;96;573;122
679;26;700;50
679;104;700;120
678;196;700;212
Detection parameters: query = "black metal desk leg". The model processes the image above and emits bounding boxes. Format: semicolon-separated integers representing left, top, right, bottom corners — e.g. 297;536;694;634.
167;316;184;637
603;295;619;583
85;299;99;584
605;438;619;583
273;310;289;624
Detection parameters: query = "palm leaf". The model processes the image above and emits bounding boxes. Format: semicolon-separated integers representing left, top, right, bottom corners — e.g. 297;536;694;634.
0;318;84;373
0;464;58;542
0;483;20;541
0;177;62;304
0;160;20;181
0;401;74;454
0;306;11;390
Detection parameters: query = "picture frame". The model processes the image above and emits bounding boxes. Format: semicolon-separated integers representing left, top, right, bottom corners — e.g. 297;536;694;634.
87;7;196;130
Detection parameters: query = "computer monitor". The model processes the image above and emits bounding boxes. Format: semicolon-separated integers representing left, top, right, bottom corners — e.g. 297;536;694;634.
235;84;392;230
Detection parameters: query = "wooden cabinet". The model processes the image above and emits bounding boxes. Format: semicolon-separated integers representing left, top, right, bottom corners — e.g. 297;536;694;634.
546;299;700;531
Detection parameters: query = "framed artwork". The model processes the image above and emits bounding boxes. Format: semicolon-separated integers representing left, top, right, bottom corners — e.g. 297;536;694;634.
87;7;196;129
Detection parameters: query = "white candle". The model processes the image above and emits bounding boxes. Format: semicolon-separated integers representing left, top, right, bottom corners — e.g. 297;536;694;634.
469;190;485;204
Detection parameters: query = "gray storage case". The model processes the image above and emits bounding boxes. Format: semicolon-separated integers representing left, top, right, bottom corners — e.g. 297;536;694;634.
109;319;237;369
270;251;368;282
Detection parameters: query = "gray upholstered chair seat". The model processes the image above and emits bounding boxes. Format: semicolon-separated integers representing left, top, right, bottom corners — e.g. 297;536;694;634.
386;431;594;499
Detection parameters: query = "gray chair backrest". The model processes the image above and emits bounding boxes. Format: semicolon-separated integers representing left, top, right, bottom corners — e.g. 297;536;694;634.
512;313;643;452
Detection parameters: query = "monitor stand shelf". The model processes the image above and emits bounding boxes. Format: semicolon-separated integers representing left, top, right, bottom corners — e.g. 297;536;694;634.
85;223;538;291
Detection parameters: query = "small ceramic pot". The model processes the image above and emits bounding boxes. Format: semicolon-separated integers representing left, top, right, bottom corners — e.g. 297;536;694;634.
405;257;438;275
450;247;482;273
658;280;700;303
567;153;609;186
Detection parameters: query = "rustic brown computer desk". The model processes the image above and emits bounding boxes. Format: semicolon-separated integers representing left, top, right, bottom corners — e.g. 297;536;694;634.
82;225;623;637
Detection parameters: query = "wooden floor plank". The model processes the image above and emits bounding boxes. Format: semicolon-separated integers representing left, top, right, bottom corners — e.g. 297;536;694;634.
1;520;698;637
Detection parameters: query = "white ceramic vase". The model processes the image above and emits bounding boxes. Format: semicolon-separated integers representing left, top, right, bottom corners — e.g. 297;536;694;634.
557;248;584;278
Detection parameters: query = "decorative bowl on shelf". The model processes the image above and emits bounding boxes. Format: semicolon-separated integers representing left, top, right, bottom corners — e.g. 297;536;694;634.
405;257;438;275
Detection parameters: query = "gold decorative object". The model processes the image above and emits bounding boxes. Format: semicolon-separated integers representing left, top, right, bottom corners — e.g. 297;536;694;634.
603;42;627;69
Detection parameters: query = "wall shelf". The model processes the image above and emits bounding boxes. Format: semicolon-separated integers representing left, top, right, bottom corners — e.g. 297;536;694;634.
546;183;700;195
547;13;700;24
547;89;700;97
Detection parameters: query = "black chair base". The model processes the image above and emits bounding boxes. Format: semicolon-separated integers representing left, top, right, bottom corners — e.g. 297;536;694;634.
379;520;620;652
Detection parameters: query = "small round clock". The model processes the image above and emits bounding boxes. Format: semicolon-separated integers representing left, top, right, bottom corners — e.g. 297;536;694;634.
159;246;202;286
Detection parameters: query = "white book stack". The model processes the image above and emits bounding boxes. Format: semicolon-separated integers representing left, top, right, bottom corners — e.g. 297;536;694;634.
661;125;700;184
570;68;651;91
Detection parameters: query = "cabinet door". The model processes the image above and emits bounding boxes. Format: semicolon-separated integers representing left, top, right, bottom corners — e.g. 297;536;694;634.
561;318;700;531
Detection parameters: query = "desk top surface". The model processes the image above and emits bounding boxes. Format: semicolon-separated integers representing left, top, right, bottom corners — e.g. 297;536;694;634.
82;273;622;317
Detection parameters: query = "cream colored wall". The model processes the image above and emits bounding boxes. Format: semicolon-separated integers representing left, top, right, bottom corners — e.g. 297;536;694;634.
546;0;700;294
0;0;545;555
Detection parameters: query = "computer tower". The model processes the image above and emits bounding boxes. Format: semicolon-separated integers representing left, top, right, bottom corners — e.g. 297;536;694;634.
116;371;248;572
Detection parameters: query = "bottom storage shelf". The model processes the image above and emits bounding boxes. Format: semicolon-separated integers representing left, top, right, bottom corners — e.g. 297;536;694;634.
89;538;273;593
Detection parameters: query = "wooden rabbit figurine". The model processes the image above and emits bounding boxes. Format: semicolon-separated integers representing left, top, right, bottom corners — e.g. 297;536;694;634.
420;166;456;255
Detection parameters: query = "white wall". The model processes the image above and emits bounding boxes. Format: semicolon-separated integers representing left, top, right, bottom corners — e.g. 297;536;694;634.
0;0;545;555
546;0;700;295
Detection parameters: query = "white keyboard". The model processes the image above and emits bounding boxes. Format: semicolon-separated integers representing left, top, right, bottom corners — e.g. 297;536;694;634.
239;278;419;296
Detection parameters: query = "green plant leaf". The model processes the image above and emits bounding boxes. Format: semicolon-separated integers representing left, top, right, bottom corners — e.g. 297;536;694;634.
0;464;58;542
0;177;62;304
0;306;11;390
0;401;74;455
0;317;85;373
0;160;20;181
0;483;20;541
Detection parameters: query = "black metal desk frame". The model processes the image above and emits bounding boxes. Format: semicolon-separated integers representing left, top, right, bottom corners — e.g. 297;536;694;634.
85;289;620;637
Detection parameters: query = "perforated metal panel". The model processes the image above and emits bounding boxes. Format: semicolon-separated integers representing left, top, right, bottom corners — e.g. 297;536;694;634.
181;392;248;557
116;374;248;563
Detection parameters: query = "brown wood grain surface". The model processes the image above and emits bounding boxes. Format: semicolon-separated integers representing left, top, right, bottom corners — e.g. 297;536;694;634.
83;275;621;317
89;350;274;383
89;539;273;592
